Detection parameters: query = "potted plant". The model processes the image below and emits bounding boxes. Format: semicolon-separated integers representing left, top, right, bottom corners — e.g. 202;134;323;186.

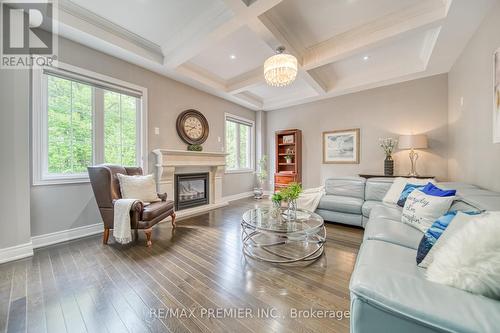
379;138;398;176
284;148;294;164
271;192;283;208
281;182;302;220
253;155;267;199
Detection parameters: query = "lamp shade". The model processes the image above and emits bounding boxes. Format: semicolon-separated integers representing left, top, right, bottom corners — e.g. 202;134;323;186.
398;134;428;150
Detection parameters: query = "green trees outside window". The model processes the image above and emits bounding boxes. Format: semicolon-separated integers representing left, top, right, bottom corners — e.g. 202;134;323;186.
225;117;252;171
46;75;139;175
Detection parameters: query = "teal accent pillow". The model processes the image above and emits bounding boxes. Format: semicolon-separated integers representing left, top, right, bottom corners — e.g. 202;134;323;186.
397;183;424;207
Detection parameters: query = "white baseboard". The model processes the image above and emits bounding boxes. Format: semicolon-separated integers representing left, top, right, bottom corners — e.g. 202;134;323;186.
0;241;34;264
0;191;260;264
223;191;254;202
31;223;104;249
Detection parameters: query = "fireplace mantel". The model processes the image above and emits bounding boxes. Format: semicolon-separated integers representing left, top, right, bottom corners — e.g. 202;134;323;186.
152;149;228;220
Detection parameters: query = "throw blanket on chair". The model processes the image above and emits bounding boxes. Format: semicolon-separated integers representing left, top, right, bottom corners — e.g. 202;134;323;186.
296;186;325;211
113;199;137;244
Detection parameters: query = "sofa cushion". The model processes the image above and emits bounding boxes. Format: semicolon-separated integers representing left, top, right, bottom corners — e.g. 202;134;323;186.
362;200;383;218
368;204;402;222
324;177;366;199
318;195;363;214
315;209;363;227
365;178;393;201
364;217;423;250
350;240;500;333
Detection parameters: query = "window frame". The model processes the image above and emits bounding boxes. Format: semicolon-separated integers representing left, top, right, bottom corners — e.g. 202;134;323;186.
32;62;148;186
224;113;255;174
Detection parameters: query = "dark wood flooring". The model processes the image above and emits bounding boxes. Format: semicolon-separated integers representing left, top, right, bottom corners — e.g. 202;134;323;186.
0;198;363;333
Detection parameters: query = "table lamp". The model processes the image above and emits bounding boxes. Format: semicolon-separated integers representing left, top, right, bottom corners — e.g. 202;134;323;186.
398;134;428;177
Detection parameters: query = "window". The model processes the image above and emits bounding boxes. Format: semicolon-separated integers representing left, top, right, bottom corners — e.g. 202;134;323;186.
33;63;147;185
225;113;254;172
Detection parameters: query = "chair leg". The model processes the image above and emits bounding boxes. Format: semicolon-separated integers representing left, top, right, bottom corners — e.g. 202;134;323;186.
171;213;176;228
103;228;110;245
144;228;152;247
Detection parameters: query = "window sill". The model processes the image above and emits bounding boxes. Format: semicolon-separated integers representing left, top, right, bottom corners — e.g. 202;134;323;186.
225;169;255;175
32;176;90;186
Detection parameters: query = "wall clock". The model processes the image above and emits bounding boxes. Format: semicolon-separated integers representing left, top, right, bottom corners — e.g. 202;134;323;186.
176;109;209;145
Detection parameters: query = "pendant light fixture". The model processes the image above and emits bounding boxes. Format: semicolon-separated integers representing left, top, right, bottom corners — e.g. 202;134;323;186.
264;46;298;87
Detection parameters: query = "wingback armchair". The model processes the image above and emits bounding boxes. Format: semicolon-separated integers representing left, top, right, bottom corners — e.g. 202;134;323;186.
87;164;176;246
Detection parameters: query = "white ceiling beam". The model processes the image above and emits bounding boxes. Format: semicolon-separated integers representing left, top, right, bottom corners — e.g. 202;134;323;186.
302;0;450;70
176;63;227;92
226;67;263;94
235;14;328;95
233;91;263;109
164;0;283;69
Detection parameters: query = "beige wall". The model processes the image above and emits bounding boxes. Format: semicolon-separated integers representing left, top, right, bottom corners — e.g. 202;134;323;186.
30;37;256;237
266;74;449;189
448;2;500;192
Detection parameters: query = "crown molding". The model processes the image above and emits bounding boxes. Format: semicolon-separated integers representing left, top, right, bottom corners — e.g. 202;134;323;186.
59;0;164;63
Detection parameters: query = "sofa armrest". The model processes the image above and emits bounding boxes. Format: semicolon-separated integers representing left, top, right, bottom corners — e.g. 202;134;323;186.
157;193;168;202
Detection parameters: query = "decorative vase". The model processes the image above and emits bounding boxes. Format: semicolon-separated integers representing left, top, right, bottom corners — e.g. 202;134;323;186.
384;155;394;176
285;157;292;164
253;187;263;199
286;199;297;221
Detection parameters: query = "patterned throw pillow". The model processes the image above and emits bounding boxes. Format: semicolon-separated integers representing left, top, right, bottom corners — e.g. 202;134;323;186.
397;183;425;207
401;189;455;233
417;211;480;265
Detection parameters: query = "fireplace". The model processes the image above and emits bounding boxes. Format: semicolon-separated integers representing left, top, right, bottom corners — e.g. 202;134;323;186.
175;173;209;210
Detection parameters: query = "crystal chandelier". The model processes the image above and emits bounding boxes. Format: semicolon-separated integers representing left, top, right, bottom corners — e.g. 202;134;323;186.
264;46;298;87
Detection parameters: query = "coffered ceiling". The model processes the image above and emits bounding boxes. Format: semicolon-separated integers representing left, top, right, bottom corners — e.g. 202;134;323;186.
57;0;496;110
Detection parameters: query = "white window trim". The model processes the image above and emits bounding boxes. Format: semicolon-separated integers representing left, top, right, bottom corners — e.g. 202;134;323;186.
32;62;148;186
224;113;255;174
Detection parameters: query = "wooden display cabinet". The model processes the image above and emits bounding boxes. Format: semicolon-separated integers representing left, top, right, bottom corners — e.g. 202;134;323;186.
274;129;302;192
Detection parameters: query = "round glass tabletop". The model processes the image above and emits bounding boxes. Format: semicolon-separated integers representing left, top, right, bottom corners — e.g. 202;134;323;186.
241;207;324;233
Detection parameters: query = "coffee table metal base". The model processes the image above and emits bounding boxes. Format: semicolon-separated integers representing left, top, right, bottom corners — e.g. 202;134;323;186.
241;225;326;263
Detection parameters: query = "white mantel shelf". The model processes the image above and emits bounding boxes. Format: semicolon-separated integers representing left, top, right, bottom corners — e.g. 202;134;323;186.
152;148;228;220
153;149;228;157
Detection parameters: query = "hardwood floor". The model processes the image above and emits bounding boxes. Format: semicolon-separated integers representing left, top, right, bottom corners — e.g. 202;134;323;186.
0;198;363;333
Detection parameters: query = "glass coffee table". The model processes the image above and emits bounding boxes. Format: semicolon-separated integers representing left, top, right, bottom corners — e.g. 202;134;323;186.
241;207;326;263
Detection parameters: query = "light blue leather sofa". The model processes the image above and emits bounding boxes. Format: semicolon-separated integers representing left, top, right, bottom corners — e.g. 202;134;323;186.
316;177;394;227
345;180;500;333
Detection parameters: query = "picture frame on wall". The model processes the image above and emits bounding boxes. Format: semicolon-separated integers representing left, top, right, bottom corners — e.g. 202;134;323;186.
323;128;360;164
494;48;500;143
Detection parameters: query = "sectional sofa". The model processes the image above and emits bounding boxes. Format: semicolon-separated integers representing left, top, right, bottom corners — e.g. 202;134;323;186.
316;177;500;333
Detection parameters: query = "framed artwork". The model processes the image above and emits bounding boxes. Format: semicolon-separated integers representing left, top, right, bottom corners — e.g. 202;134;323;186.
323;128;360;164
494;48;500;143
282;135;294;144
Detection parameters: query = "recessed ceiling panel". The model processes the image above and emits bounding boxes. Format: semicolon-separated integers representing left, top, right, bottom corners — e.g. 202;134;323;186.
267;0;422;49
69;0;227;46
311;29;438;90
247;75;317;102
189;26;275;80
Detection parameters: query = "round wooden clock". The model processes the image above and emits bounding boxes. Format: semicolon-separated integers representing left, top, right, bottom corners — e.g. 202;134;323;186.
176;109;209;145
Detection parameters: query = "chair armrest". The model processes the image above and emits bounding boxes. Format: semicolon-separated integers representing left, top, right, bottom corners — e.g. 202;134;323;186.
112;199;143;213
157;193;168;202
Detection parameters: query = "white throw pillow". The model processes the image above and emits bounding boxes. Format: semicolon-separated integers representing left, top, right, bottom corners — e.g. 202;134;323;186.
426;212;500;300
117;173;159;203
419;211;478;268
383;177;435;204
401;189;454;232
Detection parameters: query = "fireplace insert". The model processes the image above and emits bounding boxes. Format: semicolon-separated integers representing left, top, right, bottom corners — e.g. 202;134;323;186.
174;173;209;210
